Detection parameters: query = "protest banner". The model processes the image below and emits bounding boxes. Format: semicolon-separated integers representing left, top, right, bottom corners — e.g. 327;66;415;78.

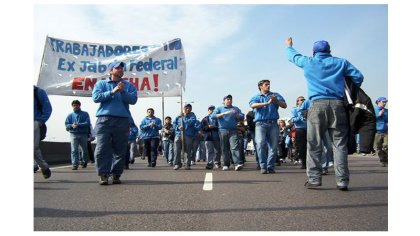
37;36;186;97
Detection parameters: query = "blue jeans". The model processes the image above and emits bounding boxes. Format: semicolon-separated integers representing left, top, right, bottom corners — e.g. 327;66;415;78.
34;121;49;170
307;99;349;186
94;116;129;177
321;131;333;168
70;133;88;166
163;139;174;163
219;130;242;167
255;121;279;171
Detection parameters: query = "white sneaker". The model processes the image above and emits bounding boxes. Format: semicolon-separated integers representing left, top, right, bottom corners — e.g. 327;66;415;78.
235;164;243;171
222;166;229;171
328;162;334;167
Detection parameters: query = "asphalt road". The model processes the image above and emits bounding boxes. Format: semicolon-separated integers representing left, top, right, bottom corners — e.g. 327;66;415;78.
34;154;388;231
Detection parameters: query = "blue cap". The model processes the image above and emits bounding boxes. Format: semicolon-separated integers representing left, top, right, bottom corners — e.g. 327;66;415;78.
223;94;232;100
313;40;330;53
108;61;125;71
208;105;215;110
184;103;192;108
376;96;388;103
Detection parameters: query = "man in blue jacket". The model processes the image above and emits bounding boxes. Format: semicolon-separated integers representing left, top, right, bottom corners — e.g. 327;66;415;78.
290;96;309;169
65;100;91;170
374;96;388;167
34;86;52;179
92;61;138;185
212;95;245;171
286;37;364;191
139;108;162;167
173;104;197;170
249;80;287;174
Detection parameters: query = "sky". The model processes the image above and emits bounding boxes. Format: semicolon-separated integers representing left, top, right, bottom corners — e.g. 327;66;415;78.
33;3;388;142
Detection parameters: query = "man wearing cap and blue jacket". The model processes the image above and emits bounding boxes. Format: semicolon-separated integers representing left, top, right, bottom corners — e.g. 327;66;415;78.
92;61;138;185
374;96;388;167
285;37;364;191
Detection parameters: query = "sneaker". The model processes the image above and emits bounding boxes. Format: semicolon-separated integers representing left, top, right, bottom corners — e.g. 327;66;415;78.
151;162;156;167
260;169;268;174
322;168;328;175
72;166;78;170
328;162;334;167
34;165;39;173
191;161;196;165
185;165;191;170
99;175;108;185
168;161;174;166
41;168;51;179
215;164;221;169
235;164;243;171
222;166;229;171
112;175;121;184
336;185;348;191
304;181;322;189
173;165;180;170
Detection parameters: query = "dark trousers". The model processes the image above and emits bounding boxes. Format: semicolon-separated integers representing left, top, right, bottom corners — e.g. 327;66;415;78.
295;128;307;167
144;138;160;164
87;141;95;163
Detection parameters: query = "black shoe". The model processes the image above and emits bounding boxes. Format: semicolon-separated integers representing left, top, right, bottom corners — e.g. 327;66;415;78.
41;168;51;179
151;162;156;167
268;169;276;174
304;181;322;189
130;159;135;164
112;175;121;184
205;164;214;170
72;166;78;170
34;165;39;173
82;162;87;168
322;168;328;175
337;185;348;191
99;175;109;185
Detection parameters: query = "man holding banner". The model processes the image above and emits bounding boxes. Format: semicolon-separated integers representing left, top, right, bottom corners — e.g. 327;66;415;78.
92;61;138;185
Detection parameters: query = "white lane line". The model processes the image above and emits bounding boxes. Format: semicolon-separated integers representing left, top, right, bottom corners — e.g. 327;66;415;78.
203;173;213;191
50;165;74;170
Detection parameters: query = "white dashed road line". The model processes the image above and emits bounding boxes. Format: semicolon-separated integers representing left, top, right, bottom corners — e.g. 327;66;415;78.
203;173;213;191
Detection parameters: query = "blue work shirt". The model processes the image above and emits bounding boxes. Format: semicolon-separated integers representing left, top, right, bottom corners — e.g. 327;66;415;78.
140;116;162;139
374;105;388;134
287;47;364;102
92;78;138;118
249;91;286;122
34;86;52;123
65;110;91;135
290;100;310;129
211;105;244;131
173;112;197;137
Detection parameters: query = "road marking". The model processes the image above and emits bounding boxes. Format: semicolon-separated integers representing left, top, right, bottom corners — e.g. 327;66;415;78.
203;173;213;191
50;165;73;170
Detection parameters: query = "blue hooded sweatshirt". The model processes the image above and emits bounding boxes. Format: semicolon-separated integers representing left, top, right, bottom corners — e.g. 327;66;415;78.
287;47;364;102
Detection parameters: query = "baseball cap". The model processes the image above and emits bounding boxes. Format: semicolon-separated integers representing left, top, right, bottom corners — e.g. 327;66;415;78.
208;105;215;110
376;96;388;103
223;94;232;100
313;40;330;53
108;61;125;70
184;103;192;108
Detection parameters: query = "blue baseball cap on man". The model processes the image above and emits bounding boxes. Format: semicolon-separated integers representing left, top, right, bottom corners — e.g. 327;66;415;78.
223;94;232;100
184;103;192;108
208;105;215;110
376;96;388;103
108;61;126;71
313;40;331;53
